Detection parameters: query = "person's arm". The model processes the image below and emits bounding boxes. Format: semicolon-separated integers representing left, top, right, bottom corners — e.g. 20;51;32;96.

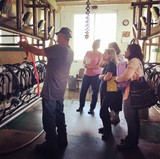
116;59;138;82
99;74;105;80
83;55;97;69
96;53;103;68
103;62;116;81
85;64;101;69
83;58;87;67
83;52;88;67
116;67;135;82
18;41;45;56
103;72;112;81
84;53;103;69
99;59;107;68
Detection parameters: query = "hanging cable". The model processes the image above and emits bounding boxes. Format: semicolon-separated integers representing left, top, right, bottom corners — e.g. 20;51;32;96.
85;0;90;39
20;36;40;96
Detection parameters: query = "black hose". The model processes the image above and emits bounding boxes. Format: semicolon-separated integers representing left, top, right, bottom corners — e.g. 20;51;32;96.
0;130;44;155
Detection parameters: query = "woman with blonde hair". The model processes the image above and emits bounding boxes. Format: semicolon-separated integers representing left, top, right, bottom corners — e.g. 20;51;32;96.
99;48;121;140
108;42;124;124
108;42;124;62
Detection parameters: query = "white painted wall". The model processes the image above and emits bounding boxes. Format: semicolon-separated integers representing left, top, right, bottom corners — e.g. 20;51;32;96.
55;4;134;76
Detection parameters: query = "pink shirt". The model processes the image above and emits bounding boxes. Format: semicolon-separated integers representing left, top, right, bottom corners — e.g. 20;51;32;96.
83;51;103;76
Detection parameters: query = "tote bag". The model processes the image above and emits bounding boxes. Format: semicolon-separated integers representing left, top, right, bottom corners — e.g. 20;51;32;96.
106;76;118;92
130;77;158;110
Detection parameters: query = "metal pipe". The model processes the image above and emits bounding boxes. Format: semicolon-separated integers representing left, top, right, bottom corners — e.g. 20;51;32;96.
0;97;42;129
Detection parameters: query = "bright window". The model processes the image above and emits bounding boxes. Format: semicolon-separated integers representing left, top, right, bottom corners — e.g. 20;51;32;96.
74;13;117;60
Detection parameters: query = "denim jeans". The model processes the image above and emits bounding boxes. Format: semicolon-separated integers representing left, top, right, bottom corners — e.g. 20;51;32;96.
80;74;100;110
123;96;140;146
42;98;67;148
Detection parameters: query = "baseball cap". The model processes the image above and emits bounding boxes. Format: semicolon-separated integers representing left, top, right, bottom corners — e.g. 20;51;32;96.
55;27;72;38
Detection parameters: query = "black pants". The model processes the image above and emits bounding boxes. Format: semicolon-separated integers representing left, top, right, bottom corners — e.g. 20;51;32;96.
110;90;123;113
99;92;115;134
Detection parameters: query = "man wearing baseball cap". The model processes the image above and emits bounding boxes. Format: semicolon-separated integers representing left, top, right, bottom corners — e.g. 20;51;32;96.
18;27;74;156
55;27;72;39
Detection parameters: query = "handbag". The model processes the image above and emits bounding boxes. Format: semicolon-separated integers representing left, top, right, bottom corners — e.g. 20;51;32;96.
130;77;158;110
106;76;118;92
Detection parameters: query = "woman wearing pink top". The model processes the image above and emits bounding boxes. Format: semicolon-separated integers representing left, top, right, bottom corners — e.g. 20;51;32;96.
76;39;103;114
115;44;144;150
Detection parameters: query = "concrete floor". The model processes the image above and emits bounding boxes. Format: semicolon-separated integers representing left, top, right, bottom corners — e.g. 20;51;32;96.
0;89;160;159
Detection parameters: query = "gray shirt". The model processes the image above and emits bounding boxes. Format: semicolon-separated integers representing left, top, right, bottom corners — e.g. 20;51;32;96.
41;44;74;100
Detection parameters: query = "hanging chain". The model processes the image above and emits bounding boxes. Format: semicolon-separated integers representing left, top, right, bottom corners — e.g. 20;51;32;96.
85;0;90;39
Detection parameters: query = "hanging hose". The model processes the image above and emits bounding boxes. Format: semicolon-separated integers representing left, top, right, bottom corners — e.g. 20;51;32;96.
20;36;40;96
0;130;44;155
0;97;43;155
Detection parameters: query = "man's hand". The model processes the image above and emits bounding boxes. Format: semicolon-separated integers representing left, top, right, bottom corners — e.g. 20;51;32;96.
18;41;29;53
18;41;45;56
18;41;28;49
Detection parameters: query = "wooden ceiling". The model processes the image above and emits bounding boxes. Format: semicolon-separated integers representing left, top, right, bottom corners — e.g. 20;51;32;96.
0;0;134;41
56;0;133;6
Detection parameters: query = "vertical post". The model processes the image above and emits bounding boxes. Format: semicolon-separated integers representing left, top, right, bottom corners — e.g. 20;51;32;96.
16;0;22;29
53;10;55;35
44;7;48;40
48;10;51;27
156;36;160;62
137;5;143;39
22;0;24;14
133;5;136;25
146;0;152;36
33;0;38;36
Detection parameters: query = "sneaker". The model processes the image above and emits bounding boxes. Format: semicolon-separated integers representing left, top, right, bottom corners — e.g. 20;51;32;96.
110;116;120;125
120;139;126;144
117;143;138;151
57;138;68;148
109;111;114;118
76;107;83;112
101;132;113;141
88;109;94;114
98;127;104;134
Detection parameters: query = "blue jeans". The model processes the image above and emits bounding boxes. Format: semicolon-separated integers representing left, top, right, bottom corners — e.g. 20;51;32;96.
42;98;67;148
123;96;140;146
79;74;100;110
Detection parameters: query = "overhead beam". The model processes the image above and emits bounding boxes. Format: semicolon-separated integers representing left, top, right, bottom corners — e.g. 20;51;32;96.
56;0;132;6
131;1;160;6
41;0;58;10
